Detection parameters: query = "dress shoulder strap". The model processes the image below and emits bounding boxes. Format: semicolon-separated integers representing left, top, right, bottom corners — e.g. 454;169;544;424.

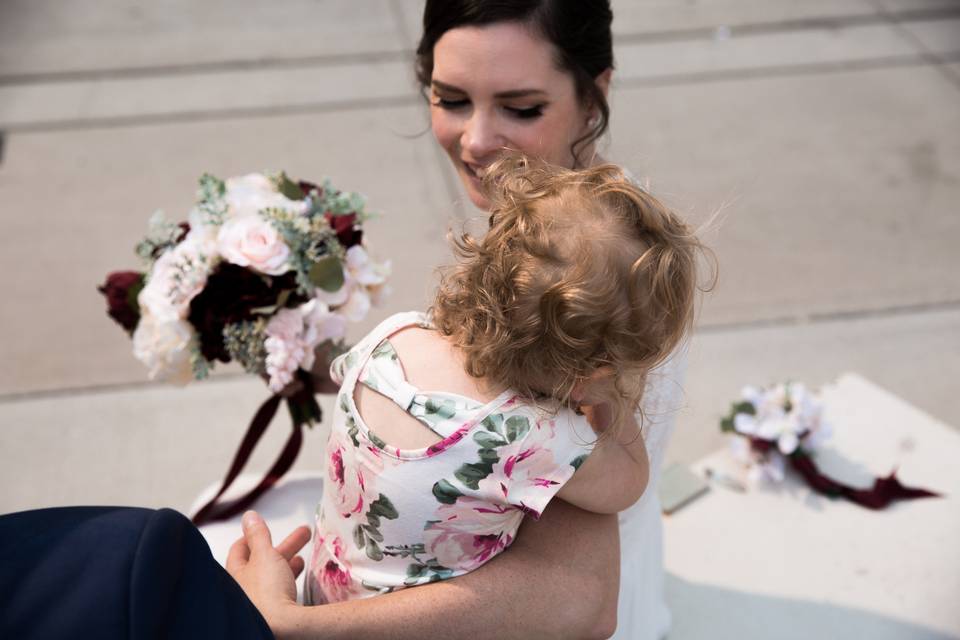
357;338;484;439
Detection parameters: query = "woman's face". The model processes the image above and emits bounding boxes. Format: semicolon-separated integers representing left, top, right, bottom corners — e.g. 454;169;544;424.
429;22;595;210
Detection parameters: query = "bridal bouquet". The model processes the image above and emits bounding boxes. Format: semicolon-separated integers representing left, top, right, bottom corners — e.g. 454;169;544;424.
99;171;390;524
721;382;831;485
721;382;938;509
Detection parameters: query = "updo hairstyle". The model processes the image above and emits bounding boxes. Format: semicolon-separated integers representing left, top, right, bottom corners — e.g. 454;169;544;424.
415;0;615;167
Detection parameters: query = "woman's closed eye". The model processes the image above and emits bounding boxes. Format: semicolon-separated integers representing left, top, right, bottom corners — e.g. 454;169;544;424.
433;97;469;110
505;105;545;120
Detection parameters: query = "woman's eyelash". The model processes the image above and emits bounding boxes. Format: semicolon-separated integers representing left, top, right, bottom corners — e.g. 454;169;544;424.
506;106;545;119
432;98;544;120
435;97;469;109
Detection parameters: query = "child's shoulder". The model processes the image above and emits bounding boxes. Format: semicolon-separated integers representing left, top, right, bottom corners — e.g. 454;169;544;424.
350;310;429;352
493;396;595;446
330;310;429;384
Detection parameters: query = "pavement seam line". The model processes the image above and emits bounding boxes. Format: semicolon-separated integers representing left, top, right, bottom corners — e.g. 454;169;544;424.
874;3;960;93
3;301;959;405
3;7;959;87
3;54;950;135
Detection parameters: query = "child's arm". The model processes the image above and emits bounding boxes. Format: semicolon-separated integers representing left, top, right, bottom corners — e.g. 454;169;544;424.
230;505;620;640
556;405;649;514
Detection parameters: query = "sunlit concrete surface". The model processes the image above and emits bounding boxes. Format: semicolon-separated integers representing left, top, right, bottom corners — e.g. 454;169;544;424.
1;7;958;634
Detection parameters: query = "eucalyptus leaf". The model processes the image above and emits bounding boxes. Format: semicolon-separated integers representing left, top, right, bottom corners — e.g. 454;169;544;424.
505;416;530;442
276;172;305;201
362;524;384;543
473;431;506;449
309;255;345;292
371;495;399;519
454;461;494;490
366;543;384;561
733;401;756;416
432;479;462;505
353;525;366;549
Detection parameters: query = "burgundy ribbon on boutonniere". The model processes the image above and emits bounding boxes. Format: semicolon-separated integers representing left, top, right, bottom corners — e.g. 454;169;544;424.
191;370;321;526
745;437;940;510
785;446;940;510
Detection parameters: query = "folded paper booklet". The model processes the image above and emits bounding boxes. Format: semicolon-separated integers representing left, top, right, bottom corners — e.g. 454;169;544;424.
659;463;710;514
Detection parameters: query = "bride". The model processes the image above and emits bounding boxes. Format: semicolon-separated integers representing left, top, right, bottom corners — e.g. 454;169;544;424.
227;2;683;638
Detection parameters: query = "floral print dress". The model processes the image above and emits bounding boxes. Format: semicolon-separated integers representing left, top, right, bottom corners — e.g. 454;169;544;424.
304;311;595;604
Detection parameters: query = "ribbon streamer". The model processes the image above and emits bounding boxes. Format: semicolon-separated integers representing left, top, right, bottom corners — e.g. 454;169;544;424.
192;375;320;526
783;447;940;510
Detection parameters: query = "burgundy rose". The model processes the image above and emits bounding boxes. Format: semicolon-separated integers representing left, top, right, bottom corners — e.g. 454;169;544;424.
297;180;321;197
324;211;362;248
298;179;362;248
188;263;306;363
98;271;145;335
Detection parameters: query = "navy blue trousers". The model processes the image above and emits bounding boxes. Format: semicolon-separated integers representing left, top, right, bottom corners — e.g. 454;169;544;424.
0;506;274;640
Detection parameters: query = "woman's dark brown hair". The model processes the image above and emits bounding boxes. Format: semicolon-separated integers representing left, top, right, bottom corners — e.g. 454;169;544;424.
416;0;615;167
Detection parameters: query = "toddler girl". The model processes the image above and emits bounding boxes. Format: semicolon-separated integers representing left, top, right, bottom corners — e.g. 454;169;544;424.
305;155;705;604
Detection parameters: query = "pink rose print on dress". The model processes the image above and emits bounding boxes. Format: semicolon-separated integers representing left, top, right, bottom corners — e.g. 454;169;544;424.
308;533;359;604
326;432;372;518
426;424;471;457
424;496;521;571
479;441;568;518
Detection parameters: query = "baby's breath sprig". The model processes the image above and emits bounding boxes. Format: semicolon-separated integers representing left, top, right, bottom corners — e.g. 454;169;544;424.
189;343;212;380
195;173;228;225
135;210;183;268
262;206;343;295
223;319;268;375
304;179;372;222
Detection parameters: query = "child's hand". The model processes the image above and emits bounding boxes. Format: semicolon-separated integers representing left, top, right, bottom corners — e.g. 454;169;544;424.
227;511;310;639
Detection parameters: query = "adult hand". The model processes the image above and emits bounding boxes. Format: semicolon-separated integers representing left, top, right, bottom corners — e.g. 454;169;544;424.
227;511;311;639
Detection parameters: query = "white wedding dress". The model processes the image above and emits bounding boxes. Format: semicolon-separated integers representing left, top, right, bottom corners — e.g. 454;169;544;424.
197;348;683;640
613;347;685;640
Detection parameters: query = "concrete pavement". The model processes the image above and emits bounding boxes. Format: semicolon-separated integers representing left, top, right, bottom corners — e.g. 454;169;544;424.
1;0;958;521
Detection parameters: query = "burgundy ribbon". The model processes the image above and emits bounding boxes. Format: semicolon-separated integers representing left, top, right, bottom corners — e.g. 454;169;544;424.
192;377;320;526
779;446;940;510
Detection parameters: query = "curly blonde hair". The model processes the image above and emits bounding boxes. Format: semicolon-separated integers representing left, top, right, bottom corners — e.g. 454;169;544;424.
431;155;709;434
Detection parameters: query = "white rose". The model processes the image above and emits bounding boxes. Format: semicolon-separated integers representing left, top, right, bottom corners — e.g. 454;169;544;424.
138;243;210;321
217;214;291;275
185;207;221;256
132;310;196;385
302;301;347;368
345;245;390;286
225;173;306;218
337;284;371;322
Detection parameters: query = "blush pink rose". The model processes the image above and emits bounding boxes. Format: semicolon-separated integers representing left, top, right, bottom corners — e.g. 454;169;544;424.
307;533;358;604
424;496;520;571
325;432;371;519
264;300;348;392
478;442;568;517
217;214;290;275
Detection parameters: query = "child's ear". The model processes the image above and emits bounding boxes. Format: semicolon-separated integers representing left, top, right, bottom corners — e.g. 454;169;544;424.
573;367;616;405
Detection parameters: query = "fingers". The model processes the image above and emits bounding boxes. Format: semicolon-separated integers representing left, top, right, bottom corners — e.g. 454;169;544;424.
276;525;312;562
289;555;306;579
226;536;250;572
241;510;274;553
